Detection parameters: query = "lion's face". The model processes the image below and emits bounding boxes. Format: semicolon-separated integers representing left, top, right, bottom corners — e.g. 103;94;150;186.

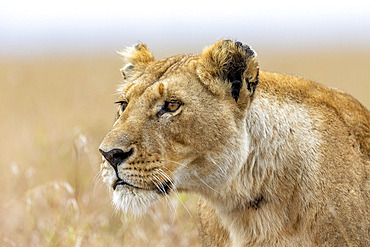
99;40;259;215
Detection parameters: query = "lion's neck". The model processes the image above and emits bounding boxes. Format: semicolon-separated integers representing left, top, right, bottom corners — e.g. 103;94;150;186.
207;90;321;246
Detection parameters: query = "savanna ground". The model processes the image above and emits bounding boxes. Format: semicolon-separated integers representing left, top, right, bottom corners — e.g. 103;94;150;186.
0;48;369;247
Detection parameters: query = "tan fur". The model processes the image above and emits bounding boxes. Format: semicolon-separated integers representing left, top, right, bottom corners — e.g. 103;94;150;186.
99;40;369;246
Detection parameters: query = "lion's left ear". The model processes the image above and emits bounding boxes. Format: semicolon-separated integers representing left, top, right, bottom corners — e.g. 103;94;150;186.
118;43;155;79
198;39;259;101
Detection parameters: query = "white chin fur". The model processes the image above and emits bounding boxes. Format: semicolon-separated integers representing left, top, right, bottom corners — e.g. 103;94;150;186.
112;186;160;216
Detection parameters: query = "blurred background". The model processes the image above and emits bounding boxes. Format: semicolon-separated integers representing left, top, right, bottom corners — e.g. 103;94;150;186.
1;0;369;246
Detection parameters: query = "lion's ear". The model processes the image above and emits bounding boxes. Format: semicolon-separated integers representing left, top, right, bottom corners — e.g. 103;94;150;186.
198;39;259;101
118;43;155;79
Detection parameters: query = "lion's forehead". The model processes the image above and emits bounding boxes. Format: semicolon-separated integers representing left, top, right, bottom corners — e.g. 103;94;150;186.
120;54;199;99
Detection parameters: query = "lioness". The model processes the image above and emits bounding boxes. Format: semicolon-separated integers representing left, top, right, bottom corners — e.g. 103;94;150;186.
99;40;369;246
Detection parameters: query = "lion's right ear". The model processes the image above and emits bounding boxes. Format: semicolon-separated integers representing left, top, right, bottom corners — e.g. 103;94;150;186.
197;39;259;101
118;43;155;79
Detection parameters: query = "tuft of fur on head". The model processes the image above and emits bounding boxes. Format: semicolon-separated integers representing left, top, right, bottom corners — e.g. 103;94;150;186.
117;42;155;79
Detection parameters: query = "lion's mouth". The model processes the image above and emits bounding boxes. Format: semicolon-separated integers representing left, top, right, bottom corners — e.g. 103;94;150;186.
113;178;172;195
113;179;144;190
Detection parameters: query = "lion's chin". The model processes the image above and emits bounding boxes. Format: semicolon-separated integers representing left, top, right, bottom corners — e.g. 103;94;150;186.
112;186;160;216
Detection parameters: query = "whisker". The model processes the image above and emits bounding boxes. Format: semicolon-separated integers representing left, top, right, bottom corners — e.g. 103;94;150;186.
93;167;102;183
157;165;181;187
93;169;105;194
151;177;178;217
152;174;167;195
165;159;222;194
195;173;221;194
165;160;187;168
161;160;220;193
208;157;228;176
166;157;228;180
156;169;177;193
153;173;179;223
153;133;184;220
157;169;193;218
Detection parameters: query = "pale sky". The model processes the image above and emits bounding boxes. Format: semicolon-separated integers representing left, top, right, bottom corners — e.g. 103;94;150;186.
1;0;370;56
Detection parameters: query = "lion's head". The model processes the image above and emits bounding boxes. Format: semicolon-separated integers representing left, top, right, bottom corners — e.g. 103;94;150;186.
99;40;259;215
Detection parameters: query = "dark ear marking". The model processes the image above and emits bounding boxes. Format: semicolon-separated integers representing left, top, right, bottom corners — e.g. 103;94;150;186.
235;41;259;97
246;69;259;97
236;41;255;58
231;80;242;102
225;40;259;101
199;39;259;101
223;40;248;102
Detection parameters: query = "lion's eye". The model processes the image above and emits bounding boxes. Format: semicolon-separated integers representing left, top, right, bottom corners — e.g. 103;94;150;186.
166;99;182;112
115;101;129;112
157;99;182;117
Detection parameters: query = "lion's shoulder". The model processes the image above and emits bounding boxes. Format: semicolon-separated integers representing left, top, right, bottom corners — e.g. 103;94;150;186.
258;71;370;157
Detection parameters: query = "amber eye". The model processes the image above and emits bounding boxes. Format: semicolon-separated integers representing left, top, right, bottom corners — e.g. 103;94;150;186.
115;101;129;112
166;99;182;112
157;99;182;117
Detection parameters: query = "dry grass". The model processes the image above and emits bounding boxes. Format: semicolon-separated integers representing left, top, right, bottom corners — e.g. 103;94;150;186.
0;49;369;247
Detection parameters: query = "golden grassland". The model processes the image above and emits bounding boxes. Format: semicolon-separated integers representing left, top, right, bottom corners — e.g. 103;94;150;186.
0;49;369;247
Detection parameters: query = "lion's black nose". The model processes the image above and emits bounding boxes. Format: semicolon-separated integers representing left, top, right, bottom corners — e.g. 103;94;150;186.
99;148;134;169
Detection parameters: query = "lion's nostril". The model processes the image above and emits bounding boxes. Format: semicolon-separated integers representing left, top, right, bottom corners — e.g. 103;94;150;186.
99;148;134;168
112;149;132;165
